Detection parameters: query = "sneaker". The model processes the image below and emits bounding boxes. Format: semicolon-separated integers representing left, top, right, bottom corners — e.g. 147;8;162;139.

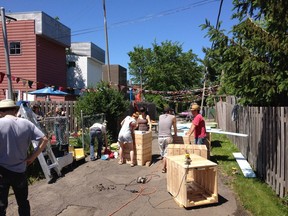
91;158;96;161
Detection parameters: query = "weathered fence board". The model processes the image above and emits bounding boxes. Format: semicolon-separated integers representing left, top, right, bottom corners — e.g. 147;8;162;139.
31;101;78;132
216;97;287;198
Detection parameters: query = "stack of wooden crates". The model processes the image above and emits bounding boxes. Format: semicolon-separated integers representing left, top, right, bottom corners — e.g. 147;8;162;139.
123;130;152;166
166;133;217;208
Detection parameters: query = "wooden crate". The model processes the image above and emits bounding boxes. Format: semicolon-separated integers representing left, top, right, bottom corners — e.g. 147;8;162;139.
167;144;208;159
134;130;153;144
123;131;152;166
166;154;218;208
173;135;192;144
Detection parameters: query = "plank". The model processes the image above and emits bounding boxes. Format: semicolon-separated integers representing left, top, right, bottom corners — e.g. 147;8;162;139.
207;128;248;137
233;152;256;178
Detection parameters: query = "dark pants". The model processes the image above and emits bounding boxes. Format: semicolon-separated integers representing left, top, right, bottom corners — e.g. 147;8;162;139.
90;129;103;159
0;166;30;216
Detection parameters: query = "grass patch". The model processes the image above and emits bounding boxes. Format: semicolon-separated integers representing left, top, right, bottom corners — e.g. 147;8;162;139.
211;134;288;216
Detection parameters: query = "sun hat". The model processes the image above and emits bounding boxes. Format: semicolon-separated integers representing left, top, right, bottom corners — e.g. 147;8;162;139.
0;99;19;109
191;104;200;111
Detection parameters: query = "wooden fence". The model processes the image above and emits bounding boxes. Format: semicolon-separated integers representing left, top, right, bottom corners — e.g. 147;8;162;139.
215;96;287;198
31;101;79;132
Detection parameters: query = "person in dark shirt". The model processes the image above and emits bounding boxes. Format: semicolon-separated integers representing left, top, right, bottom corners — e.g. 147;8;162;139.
137;106;152;131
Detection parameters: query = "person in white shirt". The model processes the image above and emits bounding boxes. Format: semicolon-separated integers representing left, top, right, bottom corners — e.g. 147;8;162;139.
117;112;139;167
89;121;108;161
0;99;48;215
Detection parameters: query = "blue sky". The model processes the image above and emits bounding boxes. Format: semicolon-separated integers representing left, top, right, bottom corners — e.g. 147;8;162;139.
1;0;237;78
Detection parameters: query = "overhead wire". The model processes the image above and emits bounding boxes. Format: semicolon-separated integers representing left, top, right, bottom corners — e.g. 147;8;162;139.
5;0;219;44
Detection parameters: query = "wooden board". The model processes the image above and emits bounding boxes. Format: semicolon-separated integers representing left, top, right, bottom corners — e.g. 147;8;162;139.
167;144;208;159
233;152;256;178
207;128;248;137
173;135;192;144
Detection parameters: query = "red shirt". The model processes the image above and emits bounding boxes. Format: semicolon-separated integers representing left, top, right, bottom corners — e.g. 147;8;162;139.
192;113;206;138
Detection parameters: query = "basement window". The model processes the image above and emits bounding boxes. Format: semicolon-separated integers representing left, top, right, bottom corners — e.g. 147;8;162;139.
9;41;21;55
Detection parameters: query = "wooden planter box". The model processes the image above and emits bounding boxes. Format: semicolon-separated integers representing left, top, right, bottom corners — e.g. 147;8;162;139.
123;130;152;166
173;135;192;144
167;144;208;159
166;154;218;208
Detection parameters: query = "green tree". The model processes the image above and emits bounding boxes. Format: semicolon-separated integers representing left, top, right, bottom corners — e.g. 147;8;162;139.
128;40;204;112
75;81;129;140
128;40;203;91
201;0;288;106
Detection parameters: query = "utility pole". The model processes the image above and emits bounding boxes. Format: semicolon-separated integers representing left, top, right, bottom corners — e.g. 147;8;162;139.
102;0;111;83
200;0;223;113
0;7;14;100
139;68;142;91
200;67;207;114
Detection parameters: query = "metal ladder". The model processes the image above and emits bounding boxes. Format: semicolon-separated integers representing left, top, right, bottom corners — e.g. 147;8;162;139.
18;103;62;183
31;140;62;182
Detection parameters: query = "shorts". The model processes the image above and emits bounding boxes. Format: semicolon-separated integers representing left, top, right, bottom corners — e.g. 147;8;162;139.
118;132;133;144
158;136;173;157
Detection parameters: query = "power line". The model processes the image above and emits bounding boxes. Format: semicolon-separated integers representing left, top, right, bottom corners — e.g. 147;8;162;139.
3;0;219;45
71;0;219;37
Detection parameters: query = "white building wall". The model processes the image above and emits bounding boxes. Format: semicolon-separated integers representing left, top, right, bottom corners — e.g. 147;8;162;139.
87;58;103;88
79;57;88;87
67;55;103;92
67;55;87;91
67;42;105;94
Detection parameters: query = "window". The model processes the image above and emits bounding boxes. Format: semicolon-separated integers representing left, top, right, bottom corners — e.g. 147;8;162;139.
68;61;76;68
5;90;20;101
9;42;21;55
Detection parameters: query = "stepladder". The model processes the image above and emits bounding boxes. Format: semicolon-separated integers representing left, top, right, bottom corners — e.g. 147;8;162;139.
18;103;73;183
31;140;62;183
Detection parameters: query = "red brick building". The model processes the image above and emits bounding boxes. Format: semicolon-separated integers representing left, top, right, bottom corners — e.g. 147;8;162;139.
0;11;70;101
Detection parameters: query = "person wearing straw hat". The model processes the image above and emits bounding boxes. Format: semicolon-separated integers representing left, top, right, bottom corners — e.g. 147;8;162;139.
185;103;207;144
0;99;48;216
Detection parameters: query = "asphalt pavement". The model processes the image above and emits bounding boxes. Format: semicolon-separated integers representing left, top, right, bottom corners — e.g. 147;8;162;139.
6;132;249;216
